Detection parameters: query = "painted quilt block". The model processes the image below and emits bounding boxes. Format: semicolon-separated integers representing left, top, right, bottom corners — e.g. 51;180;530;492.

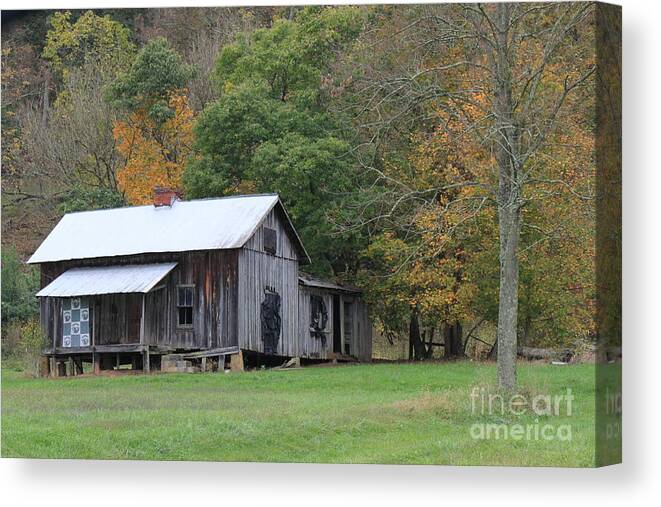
62;297;91;347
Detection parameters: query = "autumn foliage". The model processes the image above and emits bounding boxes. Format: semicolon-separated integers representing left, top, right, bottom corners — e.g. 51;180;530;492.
113;93;194;205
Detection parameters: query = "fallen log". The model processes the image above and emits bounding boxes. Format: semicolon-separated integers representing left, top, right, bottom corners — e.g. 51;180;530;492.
517;346;573;363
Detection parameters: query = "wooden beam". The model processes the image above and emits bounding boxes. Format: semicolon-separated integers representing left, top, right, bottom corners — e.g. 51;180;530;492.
181;346;240;359
143;349;150;374
140;294;146;345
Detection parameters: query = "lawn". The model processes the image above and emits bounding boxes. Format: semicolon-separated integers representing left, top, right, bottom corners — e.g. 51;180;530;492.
1;361;596;466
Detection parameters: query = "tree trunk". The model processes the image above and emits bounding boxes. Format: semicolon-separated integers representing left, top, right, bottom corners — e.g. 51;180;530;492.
444;321;463;359
41;72;50;129
409;306;425;361
493;3;521;391
497;210;520;390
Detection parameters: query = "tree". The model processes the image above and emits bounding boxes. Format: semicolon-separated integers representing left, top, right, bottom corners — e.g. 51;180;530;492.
2;11;134;256
42;10;134;83
113;93;195;204
1;247;39;327
185;6;366;275
341;3;595;388
14;61;127;207
108;38;195;204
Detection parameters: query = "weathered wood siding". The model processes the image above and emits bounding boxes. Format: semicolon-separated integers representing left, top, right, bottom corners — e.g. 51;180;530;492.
297;287;334;358
39;250;239;350
237;206;301;356
94;293;142;345
348;297;373;362
243;206;300;261
298;287;373;361
237;249;299;356
40;296;62;349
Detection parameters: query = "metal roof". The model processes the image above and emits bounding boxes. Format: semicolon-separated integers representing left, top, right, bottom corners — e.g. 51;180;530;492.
298;274;362;294
28;194;309;264
36;263;178;297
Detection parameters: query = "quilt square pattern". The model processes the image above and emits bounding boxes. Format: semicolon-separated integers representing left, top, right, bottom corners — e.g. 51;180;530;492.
62;297;90;347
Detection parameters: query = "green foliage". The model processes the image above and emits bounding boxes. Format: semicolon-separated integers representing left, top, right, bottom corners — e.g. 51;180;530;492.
214;6;364;107
250;134;358;274
186;85;328;196
186;6;366;275
42;10;135;81
58;186;126;214
6;319;47;376
1;248;39;327
108;38;194;123
466;205;595;348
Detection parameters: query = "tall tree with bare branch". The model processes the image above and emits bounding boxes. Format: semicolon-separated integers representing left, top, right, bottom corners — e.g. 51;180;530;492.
340;2;595;389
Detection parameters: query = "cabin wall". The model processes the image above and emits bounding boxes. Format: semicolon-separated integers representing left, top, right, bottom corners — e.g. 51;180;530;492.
237;249;299;356
39;250;239;351
243;206;300;261
237;206;301;357
349;298;373;362
94;293;142;345
297;287;373;361
297;287;334;359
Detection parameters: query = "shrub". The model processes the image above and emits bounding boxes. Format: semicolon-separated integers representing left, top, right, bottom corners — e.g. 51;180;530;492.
1;247;39;327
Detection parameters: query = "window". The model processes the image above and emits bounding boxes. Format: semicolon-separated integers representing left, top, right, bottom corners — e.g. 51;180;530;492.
264;227;277;255
177;285;194;327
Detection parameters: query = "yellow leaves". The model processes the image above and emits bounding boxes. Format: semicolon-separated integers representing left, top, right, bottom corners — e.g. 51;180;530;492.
114;93;195;205
43;10;134;81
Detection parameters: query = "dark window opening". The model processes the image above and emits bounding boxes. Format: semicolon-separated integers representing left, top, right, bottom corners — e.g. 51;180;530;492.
332;296;341;353
343;301;353;356
264;227;277;255
177;285;194;327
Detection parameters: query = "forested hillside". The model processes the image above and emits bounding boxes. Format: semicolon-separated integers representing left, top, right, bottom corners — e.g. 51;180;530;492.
1;5;597;378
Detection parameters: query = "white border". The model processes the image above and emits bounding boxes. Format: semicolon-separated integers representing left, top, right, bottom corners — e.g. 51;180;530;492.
2;0;660;505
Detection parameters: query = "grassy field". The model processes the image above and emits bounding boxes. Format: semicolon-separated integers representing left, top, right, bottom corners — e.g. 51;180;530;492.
1;361;596;466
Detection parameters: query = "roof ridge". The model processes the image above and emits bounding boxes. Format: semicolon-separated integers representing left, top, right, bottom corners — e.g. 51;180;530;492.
62;193;280;216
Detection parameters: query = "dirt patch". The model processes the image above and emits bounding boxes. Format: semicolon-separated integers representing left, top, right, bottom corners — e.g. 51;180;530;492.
388;391;455;414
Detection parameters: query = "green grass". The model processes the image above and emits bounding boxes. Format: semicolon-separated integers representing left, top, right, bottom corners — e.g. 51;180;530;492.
1;362;596;466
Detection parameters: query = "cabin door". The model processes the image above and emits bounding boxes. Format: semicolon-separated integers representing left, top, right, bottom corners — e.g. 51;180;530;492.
332;295;342;353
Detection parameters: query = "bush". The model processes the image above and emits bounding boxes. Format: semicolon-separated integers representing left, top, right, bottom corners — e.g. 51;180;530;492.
3;319;46;376
2;247;41;371
1;247;39;326
18;319;47;376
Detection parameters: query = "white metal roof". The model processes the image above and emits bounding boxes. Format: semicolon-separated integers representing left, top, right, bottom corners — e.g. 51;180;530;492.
28;194;308;264
36;263;178;297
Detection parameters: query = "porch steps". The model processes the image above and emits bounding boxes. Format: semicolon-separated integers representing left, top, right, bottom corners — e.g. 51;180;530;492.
161;354;200;374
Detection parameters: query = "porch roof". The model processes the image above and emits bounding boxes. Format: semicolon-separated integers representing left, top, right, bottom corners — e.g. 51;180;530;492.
36;262;178;297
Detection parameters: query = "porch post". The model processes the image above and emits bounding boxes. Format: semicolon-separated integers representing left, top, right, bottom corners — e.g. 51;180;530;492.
140;294;146;345
141;294;150;373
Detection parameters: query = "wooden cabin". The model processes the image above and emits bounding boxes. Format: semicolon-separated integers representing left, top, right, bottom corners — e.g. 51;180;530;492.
29;190;372;375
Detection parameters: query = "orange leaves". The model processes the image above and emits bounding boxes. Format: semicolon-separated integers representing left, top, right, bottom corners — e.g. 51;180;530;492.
113;93;195;205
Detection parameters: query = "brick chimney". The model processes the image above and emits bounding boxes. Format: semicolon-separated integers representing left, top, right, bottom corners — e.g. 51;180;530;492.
153;186;182;207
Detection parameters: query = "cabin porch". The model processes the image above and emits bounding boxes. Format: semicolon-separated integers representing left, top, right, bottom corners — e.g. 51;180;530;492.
42;343;241;377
